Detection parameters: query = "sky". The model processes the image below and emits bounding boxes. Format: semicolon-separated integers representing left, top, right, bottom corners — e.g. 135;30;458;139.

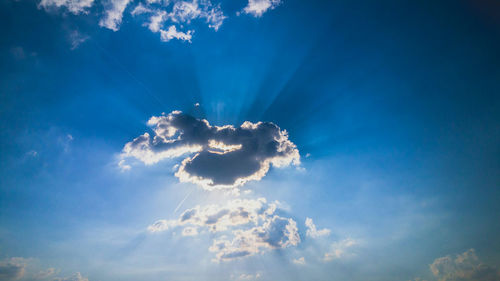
0;0;499;280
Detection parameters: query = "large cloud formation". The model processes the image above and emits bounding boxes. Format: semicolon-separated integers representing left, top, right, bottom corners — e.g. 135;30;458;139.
38;0;282;43
122;111;300;189
430;249;500;281
147;198;300;261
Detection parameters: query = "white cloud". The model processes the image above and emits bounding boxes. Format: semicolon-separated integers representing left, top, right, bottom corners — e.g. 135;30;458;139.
131;3;152;15
305;217;330;238
160;25;193;42
323;238;357;261
169;0;226;31
0;258;26;281
242;0;281;17
38;0;94;14
99;0;132;31
118;159;131;171
53;272;89;281
235;273;261;280
122;111;300;190
209;215;300;261
147;198;300;261
292;256;306;265
34;267;58;279
430;249;500;281
69;30;89;50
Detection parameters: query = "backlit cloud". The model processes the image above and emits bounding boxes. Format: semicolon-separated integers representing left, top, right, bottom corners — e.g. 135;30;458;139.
147;198;300;261
430;249;500;281
122;111;300;189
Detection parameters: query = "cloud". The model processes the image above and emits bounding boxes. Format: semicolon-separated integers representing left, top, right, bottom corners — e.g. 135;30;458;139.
38;0;94;14
209;215;300;261
34;267;58;279
0;258;26;281
69;30;89;50
147;198;300;261
160;25;193;42
234;273;262;280
292;256;306;265
242;0;281;17
122;111;300;189
53;272;89;281
305;217;330;238
99;0;132;31
430;249;500;281
323;238;357;261
169;0;226;31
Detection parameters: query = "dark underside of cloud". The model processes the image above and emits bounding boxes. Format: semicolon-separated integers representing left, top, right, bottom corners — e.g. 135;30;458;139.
122;111;300;189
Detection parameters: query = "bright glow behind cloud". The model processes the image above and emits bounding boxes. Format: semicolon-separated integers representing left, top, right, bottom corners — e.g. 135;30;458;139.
122;110;300;189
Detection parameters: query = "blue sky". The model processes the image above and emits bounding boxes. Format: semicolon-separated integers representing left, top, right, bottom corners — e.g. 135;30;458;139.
1;0;499;280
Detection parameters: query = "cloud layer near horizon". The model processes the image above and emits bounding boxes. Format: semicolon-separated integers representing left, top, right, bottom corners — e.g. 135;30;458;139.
122;111;300;189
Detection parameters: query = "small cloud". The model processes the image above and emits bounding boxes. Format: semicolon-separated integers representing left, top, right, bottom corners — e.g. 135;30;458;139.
53;272;89;281
160;25;193;42
99;0;132;31
235;273;261;280
34;267;58;279
38;0;94;14
305;217;330;238
69;31;89;50
430;249;500;281
242;0;281;17
292;256;306;265
118;159;131;171
323;238;357;261
0;257;26;281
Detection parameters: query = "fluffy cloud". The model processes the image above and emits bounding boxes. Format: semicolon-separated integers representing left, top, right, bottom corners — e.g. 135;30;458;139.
122;111;300;189
147;198;300;261
209;215;299;261
0;258;26;281
53;272;89;281
305;217;330;238
160;25;193;42
323;238;357;261
430;249;500;281
242;0;281;17
99;0;133;31
292;256;306;265
38;0;282;42
38;0;94;14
